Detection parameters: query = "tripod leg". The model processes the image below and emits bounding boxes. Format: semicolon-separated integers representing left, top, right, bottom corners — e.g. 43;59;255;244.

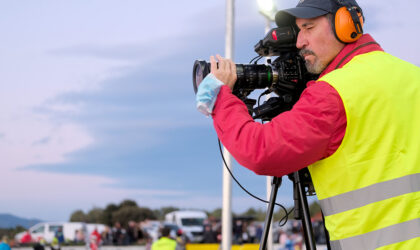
259;177;282;250
294;171;317;250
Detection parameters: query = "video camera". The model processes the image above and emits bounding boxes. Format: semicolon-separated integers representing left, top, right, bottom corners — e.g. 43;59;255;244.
192;25;318;121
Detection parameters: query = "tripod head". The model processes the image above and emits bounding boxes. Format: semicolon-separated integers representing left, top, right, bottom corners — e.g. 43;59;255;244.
288;168;316;196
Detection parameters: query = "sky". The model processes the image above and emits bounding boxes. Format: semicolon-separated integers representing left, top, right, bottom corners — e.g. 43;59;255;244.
0;0;419;222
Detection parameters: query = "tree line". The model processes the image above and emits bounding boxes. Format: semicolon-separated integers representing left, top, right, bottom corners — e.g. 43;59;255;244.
69;199;321;227
0;200;320;240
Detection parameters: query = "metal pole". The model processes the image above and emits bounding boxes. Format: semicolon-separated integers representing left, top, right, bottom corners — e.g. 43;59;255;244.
264;17;274;250
265;177;274;250
225;0;234;60
222;147;233;250
222;1;234;249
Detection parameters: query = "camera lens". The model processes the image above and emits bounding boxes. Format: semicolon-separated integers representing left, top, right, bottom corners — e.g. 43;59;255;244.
235;64;272;91
192;60;210;94
192;60;272;94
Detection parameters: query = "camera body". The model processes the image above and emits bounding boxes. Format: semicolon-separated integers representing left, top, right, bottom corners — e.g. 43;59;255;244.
193;25;318;121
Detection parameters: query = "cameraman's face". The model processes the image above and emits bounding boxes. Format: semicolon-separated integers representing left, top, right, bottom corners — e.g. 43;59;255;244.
296;16;344;74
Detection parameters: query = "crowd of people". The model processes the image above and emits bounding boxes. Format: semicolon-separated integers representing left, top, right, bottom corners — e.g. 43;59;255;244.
83;220;159;247
15;220;158;249
10;218;326;250
194;218;264;245
150;218;325;250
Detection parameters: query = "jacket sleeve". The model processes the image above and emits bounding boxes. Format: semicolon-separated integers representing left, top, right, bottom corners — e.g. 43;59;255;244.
212;82;346;177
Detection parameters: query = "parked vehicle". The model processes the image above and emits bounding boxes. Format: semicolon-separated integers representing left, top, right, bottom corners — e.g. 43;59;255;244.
15;222;105;243
141;220;161;242
165;210;207;242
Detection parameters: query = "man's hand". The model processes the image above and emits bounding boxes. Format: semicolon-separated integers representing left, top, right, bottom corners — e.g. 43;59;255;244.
210;54;237;90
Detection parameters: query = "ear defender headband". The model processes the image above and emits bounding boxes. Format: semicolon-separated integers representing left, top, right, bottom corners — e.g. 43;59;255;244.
334;0;364;43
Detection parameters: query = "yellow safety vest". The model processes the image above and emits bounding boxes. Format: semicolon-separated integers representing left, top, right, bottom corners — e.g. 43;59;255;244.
308;51;420;249
152;237;177;250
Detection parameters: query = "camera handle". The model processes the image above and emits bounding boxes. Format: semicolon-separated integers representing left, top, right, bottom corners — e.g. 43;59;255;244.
259;169;317;250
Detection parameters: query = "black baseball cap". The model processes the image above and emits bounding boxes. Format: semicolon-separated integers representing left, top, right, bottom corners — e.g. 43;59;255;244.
275;0;361;27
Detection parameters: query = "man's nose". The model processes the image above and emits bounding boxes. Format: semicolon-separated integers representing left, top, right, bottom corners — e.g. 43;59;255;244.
296;32;307;49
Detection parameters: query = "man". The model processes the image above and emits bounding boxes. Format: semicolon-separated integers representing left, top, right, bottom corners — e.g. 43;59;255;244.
55;227;65;245
197;0;420;249
0;236;11;250
20;230;32;244
151;227;176;250
201;224;217;243
90;228;102;250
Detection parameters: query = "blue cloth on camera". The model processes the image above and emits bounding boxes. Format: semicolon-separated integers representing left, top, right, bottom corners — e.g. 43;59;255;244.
196;73;224;117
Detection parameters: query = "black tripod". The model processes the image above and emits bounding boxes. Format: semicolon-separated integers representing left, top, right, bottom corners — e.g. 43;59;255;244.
259;169;319;250
244;97;330;250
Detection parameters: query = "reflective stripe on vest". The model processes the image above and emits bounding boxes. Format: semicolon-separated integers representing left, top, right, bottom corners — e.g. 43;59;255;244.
330;218;420;250
320;173;420;216
308;51;420;249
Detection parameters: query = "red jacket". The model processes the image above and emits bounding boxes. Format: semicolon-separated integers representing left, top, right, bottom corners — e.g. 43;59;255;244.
212;34;383;177
90;230;101;244
20;232;32;244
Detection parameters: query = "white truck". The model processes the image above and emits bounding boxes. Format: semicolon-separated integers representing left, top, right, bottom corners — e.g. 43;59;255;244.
164;210;207;242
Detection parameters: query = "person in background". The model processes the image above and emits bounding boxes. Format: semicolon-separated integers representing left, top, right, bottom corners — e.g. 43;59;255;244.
127;221;138;244
100;226;113;245
33;237;46;250
76;229;86;243
55;228;64;245
0;236;11;250
151;227;176;250
247;222;257;243
232;220;243;244
241;221;249;243
201;225;217;243
175;229;188;250
50;236;60;250
255;224;263;243
90;228;102;250
20;230;32;244
112;222;124;245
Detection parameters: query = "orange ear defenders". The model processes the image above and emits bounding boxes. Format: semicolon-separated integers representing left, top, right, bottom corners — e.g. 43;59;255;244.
333;4;364;43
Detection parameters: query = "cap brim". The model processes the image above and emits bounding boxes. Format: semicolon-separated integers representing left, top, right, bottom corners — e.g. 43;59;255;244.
275;7;329;27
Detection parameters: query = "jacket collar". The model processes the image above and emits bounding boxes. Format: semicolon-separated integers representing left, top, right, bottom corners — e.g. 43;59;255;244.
319;34;384;78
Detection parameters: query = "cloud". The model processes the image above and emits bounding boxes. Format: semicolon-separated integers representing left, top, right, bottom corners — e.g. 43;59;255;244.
32;137;51;146
0;168;189;221
48;41;179;65
25;13;271;188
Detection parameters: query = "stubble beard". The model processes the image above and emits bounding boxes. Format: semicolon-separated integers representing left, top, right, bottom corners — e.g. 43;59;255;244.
299;49;327;74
